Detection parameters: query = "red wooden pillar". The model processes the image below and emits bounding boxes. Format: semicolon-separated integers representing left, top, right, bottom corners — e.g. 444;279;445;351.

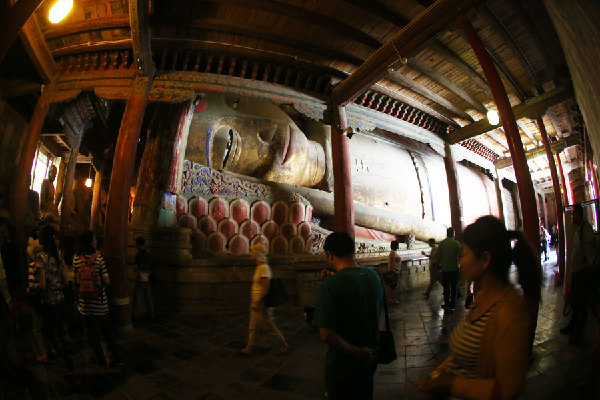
556;152;569;206
90;167;101;231
330;105;355;238
537;117;565;281
444;142;463;238
587;158;598;199
461;19;539;352
104;77;152;333
59;133;83;240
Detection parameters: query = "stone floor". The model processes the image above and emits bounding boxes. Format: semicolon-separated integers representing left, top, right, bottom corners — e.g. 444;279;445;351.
1;251;598;400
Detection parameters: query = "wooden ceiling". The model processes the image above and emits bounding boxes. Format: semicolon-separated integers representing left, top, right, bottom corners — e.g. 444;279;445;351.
14;0;585;179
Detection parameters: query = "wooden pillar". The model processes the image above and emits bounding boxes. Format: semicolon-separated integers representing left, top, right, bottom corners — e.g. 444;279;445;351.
10;79;55;249
132;100;193;227
59;134;83;239
55;157;67;205
587;158;598;199
330;105;355;238
461;19;539;352
104;77;152;333
494;166;505;224
537;117;565;281
556;152;569;206
90;167;101;232
444;142;463;238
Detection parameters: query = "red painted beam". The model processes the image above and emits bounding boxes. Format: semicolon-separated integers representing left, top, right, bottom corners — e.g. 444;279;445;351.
461;19;539;353
537;117;565;282
330;105;355;238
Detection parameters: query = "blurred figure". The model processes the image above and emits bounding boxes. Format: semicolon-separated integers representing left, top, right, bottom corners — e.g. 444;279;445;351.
312;232;383;400
384;240;400;304
438;227;461;311
423;238;441;299
561;204;597;344
414;216;541;400
133;237;154;320
37;225;72;369
239;243;288;356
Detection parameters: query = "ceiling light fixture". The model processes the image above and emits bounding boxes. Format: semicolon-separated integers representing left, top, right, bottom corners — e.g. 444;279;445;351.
487;110;500;125
48;0;73;24
85;164;93;188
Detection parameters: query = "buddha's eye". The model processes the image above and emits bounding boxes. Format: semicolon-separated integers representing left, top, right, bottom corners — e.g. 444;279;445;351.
223;129;234;168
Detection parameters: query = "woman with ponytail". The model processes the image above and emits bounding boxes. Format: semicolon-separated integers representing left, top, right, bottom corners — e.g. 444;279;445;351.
415;215;542;400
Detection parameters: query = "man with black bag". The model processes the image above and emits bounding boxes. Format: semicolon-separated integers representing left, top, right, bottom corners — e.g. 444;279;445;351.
312;232;385;400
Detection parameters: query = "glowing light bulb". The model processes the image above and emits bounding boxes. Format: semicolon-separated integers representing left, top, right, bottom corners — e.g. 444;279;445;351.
48;0;73;24
85;178;92;188
487;110;500;125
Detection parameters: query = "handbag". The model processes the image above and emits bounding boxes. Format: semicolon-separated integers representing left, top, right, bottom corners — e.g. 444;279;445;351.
264;278;287;307
377;274;397;364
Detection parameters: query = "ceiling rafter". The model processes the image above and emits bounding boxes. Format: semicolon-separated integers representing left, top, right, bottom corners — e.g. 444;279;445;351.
196;0;382;49
42;14;130;38
428;41;491;95
341;0;409;28
481;5;541;95
156;18;363;66
373;82;455;126
388;70;473;121
407;58;486;113
331;0;486;106
516;119;539;146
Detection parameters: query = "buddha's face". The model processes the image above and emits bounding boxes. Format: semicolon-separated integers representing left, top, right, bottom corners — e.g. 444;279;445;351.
186;95;325;187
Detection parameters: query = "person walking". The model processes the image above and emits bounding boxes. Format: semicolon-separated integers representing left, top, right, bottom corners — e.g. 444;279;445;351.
133;237;155;320
384;240;401;304
438;227;461;311
312;232;384;400
73;231;121;367
423;238;441;299
561;204;597;344
239;243;288;355
414;216;542;400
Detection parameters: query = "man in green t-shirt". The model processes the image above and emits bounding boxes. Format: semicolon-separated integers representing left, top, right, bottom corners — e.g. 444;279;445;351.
312;232;384;400
437;227;461;310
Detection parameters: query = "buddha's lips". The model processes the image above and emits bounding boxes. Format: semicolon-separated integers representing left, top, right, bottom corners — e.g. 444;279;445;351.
282;126;295;164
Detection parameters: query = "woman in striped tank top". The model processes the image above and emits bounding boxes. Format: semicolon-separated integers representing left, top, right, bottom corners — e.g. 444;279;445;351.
415;216;542;400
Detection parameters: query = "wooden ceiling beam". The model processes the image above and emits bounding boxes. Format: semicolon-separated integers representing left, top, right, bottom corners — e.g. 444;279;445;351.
495;134;579;168
19;12;58;82
547;108;564;139
428;41;491;95
448;84;573;144
0;0;44;63
341;0;409;28
42;14;130;39
198;0;381;49
388;70;473;121
407;58;486;113
130;0;155;76
151;38;346;79
516;119;539;146
158;18;363;66
331;0;485;106
373;82;457;126
480;5;541;95
50;39;132;57
486;129;509;149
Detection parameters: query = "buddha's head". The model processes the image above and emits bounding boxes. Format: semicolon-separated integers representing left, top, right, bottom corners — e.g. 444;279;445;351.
185;95;325;187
